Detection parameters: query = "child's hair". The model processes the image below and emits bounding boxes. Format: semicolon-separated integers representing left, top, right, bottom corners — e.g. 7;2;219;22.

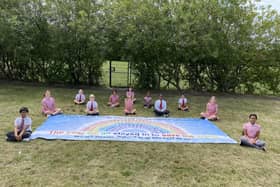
19;107;29;113
249;114;258;119
43;90;50;98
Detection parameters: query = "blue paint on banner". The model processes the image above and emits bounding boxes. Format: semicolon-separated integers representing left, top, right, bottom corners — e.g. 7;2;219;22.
30;115;237;144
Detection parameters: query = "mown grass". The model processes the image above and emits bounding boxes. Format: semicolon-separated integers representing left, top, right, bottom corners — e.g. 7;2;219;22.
0;83;280;187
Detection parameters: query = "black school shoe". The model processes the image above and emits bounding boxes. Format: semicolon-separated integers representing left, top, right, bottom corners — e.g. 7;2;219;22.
209;117;218;121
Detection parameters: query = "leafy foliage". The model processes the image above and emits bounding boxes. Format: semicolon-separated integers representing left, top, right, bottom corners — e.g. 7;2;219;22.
0;0;279;93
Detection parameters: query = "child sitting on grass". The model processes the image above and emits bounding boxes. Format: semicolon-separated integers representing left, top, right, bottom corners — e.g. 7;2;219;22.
6;107;32;142
41;90;63;117
126;87;136;103
143;90;153;108
154;94;169;117
124;95;136;115
86;94;99;116
178;93;189;111
200;96;218;121
74;89;86;105
240;114;266;151
107;89;120;107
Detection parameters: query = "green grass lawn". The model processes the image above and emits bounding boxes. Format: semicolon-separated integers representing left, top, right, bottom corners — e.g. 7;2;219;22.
0;83;279;187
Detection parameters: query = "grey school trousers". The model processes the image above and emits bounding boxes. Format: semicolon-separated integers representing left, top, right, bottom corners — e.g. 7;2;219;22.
240;136;266;149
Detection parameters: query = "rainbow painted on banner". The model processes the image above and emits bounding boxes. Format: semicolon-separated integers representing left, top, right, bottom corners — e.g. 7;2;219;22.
79;118;193;138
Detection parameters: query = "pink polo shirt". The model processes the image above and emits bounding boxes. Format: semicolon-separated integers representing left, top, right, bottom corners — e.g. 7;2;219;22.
41;97;56;113
207;102;218;115
144;96;152;104
110;94;119;104
125;98;134;111
243;122;261;139
126;91;135;98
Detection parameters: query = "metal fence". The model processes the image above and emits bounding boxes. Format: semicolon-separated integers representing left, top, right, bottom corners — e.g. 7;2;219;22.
102;61;134;88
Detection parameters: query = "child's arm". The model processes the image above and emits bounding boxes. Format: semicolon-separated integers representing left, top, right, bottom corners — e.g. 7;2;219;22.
18;126;28;140
14;127;20;141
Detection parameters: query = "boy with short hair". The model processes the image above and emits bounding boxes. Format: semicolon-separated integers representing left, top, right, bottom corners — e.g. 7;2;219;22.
178;93;189;111
154;94;170;117
6;107;32;142
86;94;99;115
74;89;86;105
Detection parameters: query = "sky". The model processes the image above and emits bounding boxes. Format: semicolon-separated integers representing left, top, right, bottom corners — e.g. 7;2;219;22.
256;0;280;12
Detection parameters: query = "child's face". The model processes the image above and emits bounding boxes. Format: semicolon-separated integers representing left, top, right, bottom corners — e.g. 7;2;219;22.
20;111;28;118
210;97;216;103
79;90;83;94
249;116;257;124
90;97;95;101
45;91;51;97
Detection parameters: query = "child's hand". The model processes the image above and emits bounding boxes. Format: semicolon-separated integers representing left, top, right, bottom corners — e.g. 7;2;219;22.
249;139;256;144
16;135;22;141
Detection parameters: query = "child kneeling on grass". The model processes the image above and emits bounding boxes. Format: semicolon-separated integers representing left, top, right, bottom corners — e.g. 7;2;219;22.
124;95;136;115
6;107;32;142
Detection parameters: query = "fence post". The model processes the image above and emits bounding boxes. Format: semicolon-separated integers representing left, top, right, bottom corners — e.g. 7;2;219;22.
109;60;112;87
127;61;130;86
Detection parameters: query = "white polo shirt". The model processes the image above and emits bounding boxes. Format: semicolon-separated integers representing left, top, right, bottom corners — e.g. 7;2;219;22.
14;117;32;131
154;99;167;112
